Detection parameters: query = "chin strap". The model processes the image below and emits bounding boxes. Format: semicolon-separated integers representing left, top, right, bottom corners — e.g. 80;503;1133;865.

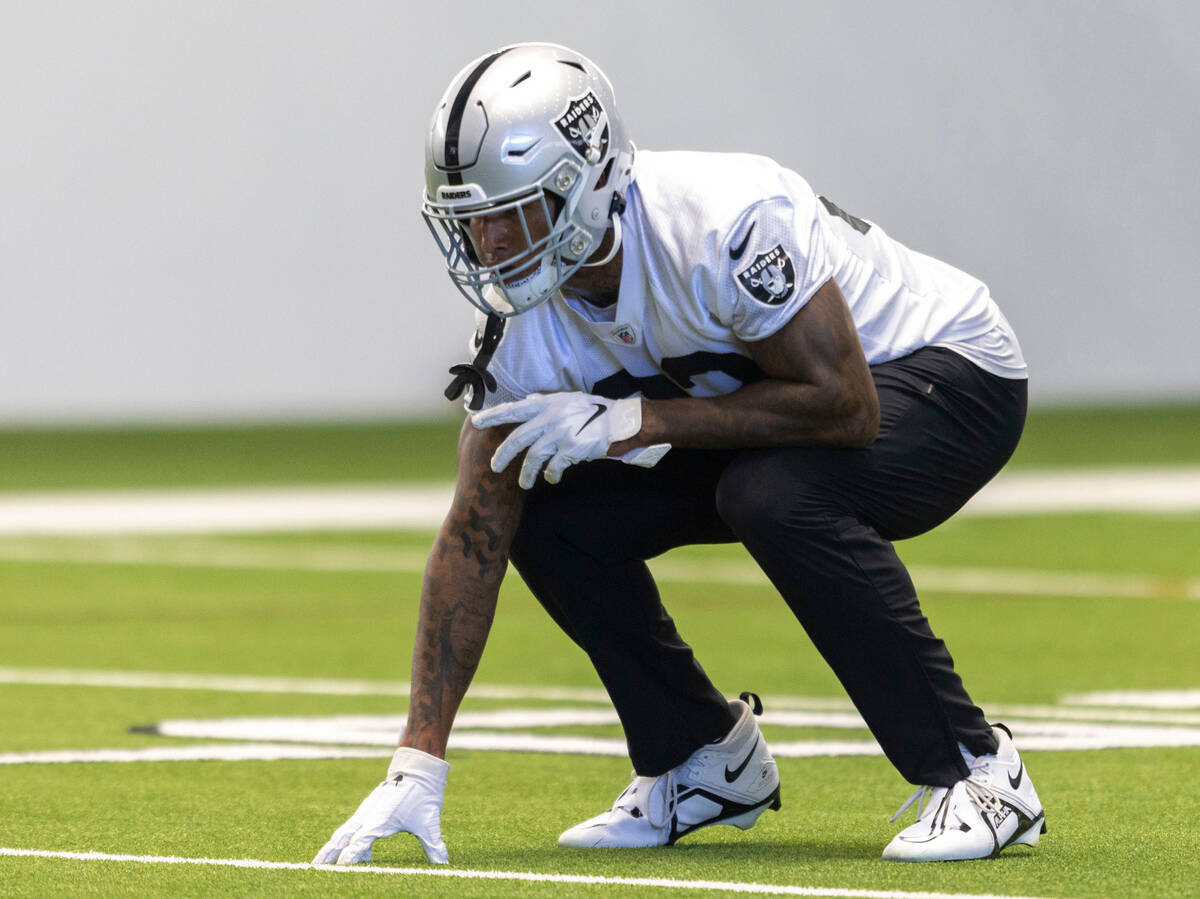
581;213;622;268
444;312;506;411
581;193;627;269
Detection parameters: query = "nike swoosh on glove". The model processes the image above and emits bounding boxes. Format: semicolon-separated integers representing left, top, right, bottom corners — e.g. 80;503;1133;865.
312;747;449;866
471;391;670;489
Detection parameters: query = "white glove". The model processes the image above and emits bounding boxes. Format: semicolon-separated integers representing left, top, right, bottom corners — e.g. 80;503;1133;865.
312;747;449;866
471;391;671;488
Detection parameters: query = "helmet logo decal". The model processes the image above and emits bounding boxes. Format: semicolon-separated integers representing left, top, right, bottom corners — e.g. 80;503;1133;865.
736;245;796;306
554;91;610;164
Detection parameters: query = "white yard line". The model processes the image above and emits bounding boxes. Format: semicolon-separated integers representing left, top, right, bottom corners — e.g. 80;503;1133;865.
145;712;1200;755
0;666;418;696
0;537;435;573
0;667;610;703
0;465;1198;537
0;847;1058;898
1061;689;1200;708
10;714;1200;766
4;668;1200;725
0;744;389;765
961;466;1200;515
905;566;1200;601
653;559;1200;601
0;485;455;535
0;537;1195;600
4;686;1200;765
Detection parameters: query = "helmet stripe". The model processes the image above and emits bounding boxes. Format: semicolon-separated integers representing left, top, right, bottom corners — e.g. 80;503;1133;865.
444;48;511;185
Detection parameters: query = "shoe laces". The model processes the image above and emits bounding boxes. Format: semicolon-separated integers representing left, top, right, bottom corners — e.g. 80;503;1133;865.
889;775;1002;827
614;770;679;830
889;785;939;822
963;777;1004;816
890;738;1004;825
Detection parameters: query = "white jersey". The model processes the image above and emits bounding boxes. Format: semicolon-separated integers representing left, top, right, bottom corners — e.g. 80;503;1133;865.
468;150;1025;410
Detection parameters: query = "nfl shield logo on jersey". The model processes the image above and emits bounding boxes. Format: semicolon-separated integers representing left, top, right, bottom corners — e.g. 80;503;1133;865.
736;245;796;306
611;324;637;345
554;91;610;164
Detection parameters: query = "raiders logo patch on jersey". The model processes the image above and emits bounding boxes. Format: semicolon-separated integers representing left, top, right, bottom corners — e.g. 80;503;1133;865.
554;91;610;164
735;244;796;305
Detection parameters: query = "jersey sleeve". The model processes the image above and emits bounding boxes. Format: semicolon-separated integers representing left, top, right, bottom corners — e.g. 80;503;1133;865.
714;191;835;343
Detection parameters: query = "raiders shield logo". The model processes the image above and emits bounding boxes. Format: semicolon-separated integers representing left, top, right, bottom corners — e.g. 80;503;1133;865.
736;244;796;305
554;91;610;164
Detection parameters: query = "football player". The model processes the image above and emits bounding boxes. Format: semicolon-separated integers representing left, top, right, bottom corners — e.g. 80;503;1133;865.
314;42;1044;866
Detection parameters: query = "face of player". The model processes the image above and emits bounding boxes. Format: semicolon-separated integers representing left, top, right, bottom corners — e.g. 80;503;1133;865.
467;197;555;282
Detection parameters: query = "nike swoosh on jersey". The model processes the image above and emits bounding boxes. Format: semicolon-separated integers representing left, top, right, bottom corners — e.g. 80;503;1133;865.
1008;761;1024;790
728;222;756;261
576;403;608;435
724;736;760;783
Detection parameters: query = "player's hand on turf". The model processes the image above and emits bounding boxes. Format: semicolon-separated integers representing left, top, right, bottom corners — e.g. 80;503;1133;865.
313;747;449;866
471;391;670;488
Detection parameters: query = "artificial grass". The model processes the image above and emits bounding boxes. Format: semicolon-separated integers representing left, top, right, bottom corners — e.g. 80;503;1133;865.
1;409;1198;896
1;749;1197;897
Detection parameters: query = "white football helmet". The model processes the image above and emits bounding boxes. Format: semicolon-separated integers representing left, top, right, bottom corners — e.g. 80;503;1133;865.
422;43;635;317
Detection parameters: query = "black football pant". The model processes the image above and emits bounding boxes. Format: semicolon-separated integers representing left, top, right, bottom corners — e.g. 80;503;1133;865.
507;348;1027;787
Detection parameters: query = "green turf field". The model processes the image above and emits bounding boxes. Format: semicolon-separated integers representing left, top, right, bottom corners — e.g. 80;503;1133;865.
1;407;1198;897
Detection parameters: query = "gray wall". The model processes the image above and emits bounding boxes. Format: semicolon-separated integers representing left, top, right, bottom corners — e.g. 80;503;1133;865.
3;1;1197;424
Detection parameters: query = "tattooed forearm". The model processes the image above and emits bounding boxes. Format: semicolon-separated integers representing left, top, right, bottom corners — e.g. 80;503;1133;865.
466;507;503;554
408;572;495;738
401;420;525;757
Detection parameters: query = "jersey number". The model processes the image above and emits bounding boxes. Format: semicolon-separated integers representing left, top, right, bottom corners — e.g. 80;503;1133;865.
591;351;764;400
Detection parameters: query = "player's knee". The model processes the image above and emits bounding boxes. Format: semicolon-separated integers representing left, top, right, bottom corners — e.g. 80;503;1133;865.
715;452;843;542
714;465;768;536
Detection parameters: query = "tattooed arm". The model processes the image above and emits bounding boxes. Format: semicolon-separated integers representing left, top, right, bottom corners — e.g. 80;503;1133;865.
311;420;524;866
400;417;526;758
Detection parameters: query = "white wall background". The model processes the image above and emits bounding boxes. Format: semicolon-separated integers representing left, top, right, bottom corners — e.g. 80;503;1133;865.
2;1;1197;424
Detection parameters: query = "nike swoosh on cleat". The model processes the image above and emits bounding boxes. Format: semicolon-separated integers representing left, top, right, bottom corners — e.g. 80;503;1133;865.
576;403;608;435
724;736;760;783
728;222;756;260
1008;761;1024;790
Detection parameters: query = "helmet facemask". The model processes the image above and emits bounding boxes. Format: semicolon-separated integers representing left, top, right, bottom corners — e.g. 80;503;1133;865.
422;159;604;317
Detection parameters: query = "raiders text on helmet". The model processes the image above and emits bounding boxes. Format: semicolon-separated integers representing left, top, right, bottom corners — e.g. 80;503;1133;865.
422;43;635;317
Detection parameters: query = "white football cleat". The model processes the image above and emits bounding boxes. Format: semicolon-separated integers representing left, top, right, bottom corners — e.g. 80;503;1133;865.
558;693;781;848
883;724;1046;862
